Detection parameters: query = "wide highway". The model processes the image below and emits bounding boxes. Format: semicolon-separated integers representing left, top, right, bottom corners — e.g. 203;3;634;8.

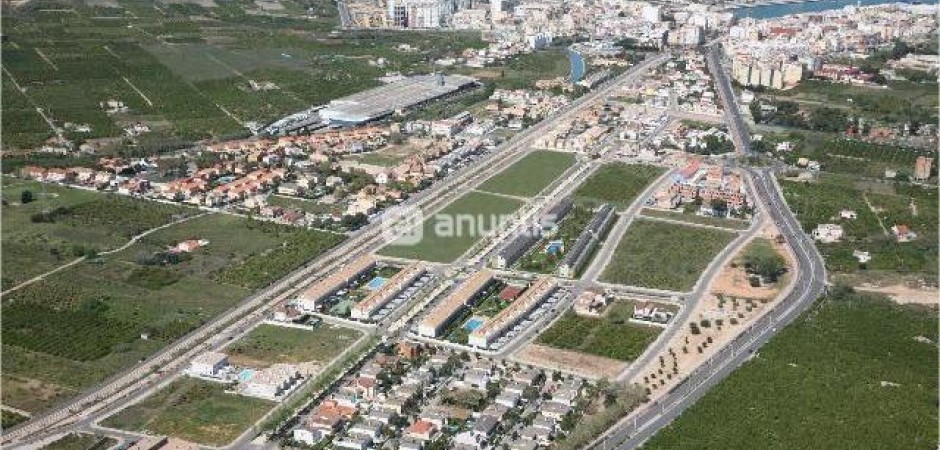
588;46;827;449
3;52;669;448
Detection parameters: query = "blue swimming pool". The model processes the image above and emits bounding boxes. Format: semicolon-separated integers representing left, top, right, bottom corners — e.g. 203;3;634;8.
238;369;255;382
545;240;564;255
464;317;485;331
367;276;387;291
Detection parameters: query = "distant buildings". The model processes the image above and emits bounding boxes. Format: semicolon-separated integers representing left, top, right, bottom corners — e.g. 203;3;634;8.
913;156;933;181
731;57;803;90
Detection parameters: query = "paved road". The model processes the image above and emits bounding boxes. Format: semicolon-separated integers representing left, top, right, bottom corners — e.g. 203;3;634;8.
580;168;677;284
3;53;669;449
593;167;826;449
588;46;826;450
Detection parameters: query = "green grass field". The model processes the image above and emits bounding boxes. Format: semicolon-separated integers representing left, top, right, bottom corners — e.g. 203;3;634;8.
782;175;937;278
41;433;116;450
2;213;342;415
101;378;273;447
458;47;573;91
379;191;522;263
643;289;938;450
537;302;663;361
226;323;362;368
601;219;736;291
575;163;666;210
772;79;938;125
639;208;751;230
1;179;192;290
476;150;575;197
266;195;339;216
777;137;935;180
1;409;29;429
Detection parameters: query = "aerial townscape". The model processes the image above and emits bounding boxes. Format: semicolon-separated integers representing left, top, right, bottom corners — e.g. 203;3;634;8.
0;0;937;449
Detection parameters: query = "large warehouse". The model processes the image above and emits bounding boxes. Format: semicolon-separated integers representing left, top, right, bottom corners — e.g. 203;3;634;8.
320;73;478;125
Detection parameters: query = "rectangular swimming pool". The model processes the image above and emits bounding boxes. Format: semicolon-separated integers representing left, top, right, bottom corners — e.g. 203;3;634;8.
367;276;388;291
464;317;485;331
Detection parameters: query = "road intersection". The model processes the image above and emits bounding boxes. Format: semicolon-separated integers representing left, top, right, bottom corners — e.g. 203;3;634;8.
3;53;670;449
586;44;828;450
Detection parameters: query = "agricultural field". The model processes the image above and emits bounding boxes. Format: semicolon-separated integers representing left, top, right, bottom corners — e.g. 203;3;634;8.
2;213;342;415
574;163;667;210
537;302;664;361
777;137;935;180
225;323;362;368
782;174;938;279
476;150;575;197
40;433;116;450
771;79;939;125
639;208;751;231
266;194;339;216
601;219;736;291
642;289;938;450
1;179;193;290
1;2;485;151
101;378;273;447
459;47;574;91
379;191;522;263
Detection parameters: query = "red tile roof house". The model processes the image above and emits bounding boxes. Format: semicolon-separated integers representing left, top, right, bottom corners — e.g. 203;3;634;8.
44;168;74;183
498;286;523;301
405;420;439;441
21;165;47;180
891;224;918;242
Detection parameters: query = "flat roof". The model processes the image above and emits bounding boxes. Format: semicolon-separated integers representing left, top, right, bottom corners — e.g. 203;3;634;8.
320;74;478;124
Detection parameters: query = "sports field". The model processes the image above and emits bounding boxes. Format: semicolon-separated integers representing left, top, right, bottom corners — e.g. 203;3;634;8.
476;150;575;197
379;191;522;263
600;219;736;291
225;323;362;368
101;378;273;447
574;163;666;210
643;290;938;450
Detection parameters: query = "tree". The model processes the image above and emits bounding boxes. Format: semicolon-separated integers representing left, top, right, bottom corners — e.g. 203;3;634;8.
743;242;786;282
709;199;729;217
749;100;763;123
20;189;34;204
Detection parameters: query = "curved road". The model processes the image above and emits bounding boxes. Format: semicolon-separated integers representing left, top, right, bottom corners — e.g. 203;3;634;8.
591;166;826;449
3;53;669;448
589;45;827;449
